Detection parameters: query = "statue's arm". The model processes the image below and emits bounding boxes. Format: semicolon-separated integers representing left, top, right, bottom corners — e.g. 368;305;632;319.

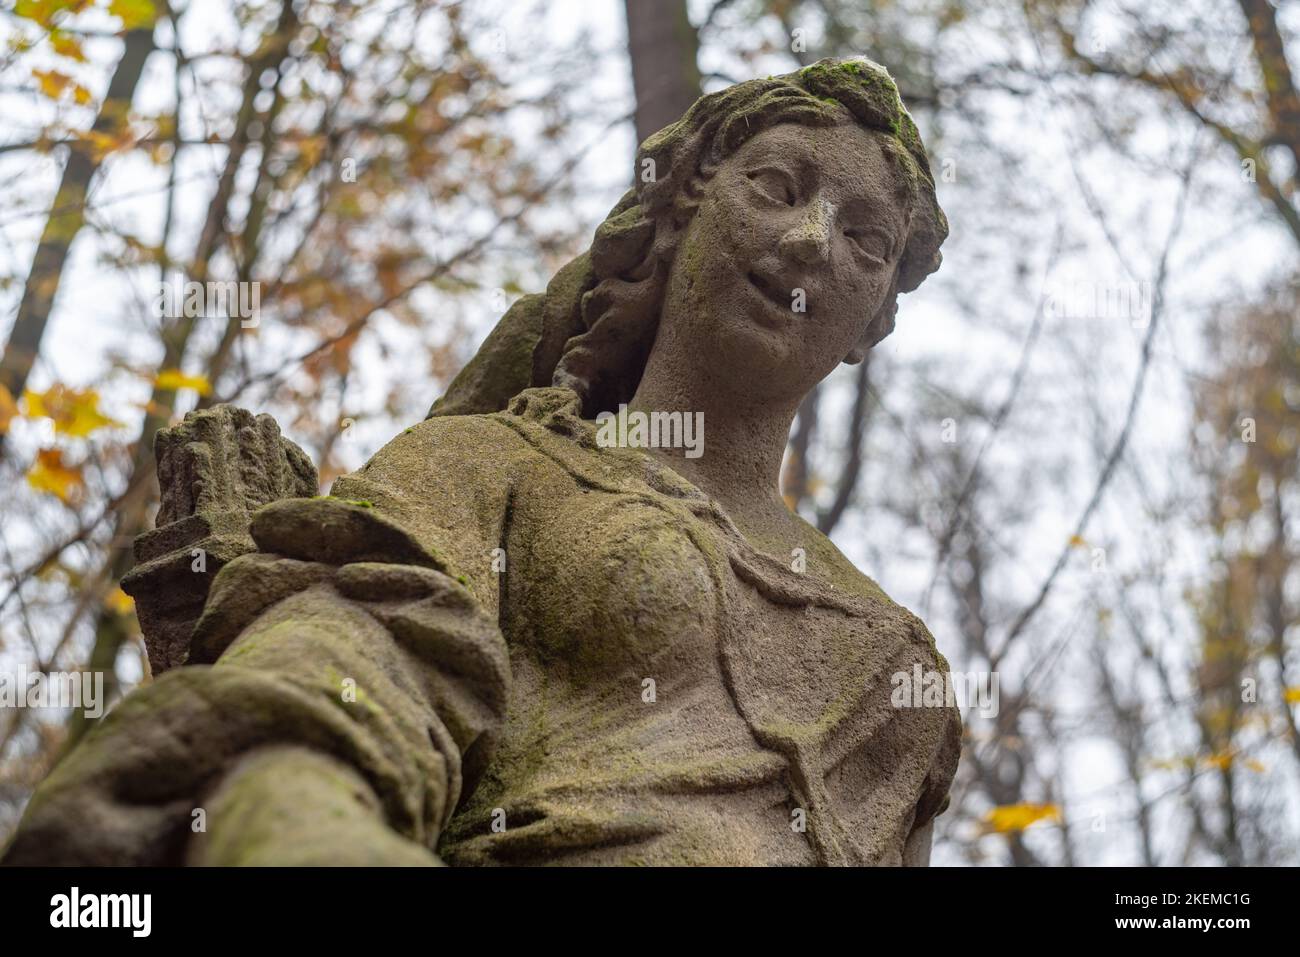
3;410;513;866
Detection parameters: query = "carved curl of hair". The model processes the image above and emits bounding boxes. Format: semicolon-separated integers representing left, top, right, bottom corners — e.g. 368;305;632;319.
529;57;948;418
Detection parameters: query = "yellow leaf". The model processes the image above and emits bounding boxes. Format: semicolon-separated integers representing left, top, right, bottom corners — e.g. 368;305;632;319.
33;68;73;100
984;802;1061;833
108;0;157;29
154;369;212;396
27;448;84;503
50;30;87;62
1284;687;1300;704
23;384;122;437
1202;751;1241;771
104;586;134;615
1244;758;1266;774
78;127;134;161
14;0;84;27
1068;534;1087;548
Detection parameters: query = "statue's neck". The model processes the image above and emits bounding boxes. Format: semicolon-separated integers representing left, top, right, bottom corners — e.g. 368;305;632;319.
627;355;800;528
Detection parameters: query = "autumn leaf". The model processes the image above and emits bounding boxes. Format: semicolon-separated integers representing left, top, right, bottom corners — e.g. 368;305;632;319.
154;369;212;395
1202;752;1235;771
32;68;72;99
1284;687;1300;704
1067;534;1087;548
23;384;122;437
108;0;157;29
32;67;93;105
49;30;87;63
13;0;84;28
27;448;85;503
77;127;138;161
984;802;1061;833
104;587;134;616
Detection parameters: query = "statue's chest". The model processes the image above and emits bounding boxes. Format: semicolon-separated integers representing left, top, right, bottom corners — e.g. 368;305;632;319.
509;486;896;727
498;481;944;865
506;491;724;685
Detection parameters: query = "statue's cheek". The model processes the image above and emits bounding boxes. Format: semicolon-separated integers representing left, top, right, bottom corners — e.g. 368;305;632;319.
707;188;779;254
831;261;891;313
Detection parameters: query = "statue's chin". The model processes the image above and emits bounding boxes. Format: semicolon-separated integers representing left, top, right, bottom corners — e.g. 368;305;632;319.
700;324;811;404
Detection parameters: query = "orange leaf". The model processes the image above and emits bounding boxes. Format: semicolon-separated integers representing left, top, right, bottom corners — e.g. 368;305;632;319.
33;68;73;100
24;384;122;437
50;31;86;62
32;68;93;106
27;448;84;503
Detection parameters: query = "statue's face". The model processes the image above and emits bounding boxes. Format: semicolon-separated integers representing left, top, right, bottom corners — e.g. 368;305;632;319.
661;121;911;402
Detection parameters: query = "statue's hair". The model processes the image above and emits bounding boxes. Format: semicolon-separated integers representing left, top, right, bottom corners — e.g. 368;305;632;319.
430;58;948;420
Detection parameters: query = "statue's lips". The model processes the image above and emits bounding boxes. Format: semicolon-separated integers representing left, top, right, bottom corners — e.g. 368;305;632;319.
745;269;794;323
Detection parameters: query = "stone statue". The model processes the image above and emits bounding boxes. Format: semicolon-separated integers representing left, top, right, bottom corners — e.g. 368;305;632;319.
4;58;959;867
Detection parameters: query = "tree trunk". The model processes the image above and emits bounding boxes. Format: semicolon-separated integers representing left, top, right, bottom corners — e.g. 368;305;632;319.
623;0;701;146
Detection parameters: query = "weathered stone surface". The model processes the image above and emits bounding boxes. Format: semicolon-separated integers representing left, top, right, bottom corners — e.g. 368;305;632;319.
153;403;317;526
119;404;318;674
4;57;959;868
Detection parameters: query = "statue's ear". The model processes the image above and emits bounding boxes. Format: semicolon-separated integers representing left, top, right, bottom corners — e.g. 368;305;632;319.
845;290;898;364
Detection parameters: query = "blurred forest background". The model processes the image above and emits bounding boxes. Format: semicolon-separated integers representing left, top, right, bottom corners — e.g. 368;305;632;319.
0;0;1297;866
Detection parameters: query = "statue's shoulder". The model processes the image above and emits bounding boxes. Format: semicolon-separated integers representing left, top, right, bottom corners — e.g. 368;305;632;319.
780;512;953;668
777;511;892;605
365;406;526;472
341;387;589;510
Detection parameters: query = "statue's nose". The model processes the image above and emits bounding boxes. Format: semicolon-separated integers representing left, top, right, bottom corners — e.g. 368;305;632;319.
779;196;835;265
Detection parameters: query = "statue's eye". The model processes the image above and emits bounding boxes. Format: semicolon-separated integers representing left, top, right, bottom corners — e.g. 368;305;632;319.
746;168;796;205
843;227;888;264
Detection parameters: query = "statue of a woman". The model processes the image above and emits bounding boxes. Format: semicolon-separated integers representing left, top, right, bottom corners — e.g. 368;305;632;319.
4;58;959;867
